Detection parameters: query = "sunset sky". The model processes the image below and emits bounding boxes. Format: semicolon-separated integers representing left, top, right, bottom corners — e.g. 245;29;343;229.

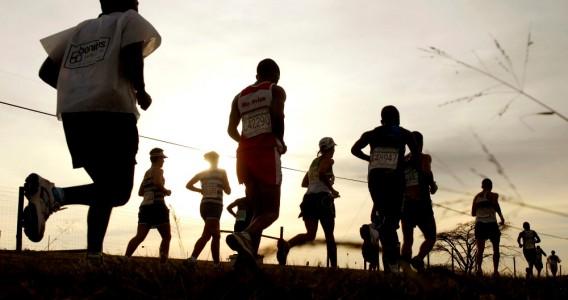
1;0;567;271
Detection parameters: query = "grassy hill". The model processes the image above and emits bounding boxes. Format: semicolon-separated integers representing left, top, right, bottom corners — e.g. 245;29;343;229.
1;250;567;299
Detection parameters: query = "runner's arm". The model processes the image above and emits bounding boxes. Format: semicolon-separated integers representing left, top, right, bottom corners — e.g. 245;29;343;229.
271;85;287;154
138;177;145;197
122;42;151;110
227;96;241;143
517;232;523;248
423;154;437;194
535;232;541;244
39;57;60;89
351;132;371;161
301;172;309;188
152;169;171;196
226;199;239;218
493;194;505;225
319;157;339;197
222;170;232;195
185;173;203;194
471;195;478;216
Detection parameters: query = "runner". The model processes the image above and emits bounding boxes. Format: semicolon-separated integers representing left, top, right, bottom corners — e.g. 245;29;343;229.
125;148;171;263
360;223;381;271
517;221;541;278
471;178;505;276
400;131;438;272
547;250;561;277
23;0;160;259
351;105;419;273
277;137;340;267
186;151;231;267
226;58;286;264
535;245;547;277
227;197;253;233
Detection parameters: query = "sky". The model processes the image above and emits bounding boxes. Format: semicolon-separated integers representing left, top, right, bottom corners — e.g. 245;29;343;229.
0;0;567;272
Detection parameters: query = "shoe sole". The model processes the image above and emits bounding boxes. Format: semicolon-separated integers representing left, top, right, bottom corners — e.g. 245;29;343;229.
23;203;42;242
24;173;40;200
226;234;255;261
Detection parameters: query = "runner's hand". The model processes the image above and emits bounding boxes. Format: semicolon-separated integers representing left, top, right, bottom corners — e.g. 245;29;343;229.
430;182;438;195
165;189;172;196
137;90;152;110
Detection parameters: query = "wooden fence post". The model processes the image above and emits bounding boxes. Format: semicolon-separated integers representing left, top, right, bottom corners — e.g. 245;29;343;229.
16;187;24;252
513;257;516;278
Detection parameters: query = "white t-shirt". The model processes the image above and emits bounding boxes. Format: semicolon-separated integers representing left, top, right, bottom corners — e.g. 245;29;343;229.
474;192;497;223
40;10;161;118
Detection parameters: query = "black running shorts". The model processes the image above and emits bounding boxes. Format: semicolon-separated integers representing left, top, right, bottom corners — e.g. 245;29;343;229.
138;201;170;228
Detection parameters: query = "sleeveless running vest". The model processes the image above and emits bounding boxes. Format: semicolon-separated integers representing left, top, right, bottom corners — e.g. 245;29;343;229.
367;126;408;172
237;81;276;148
474;192;497;223
200;169;225;205
404;154;431;201
141;168;165;206
306;156;333;194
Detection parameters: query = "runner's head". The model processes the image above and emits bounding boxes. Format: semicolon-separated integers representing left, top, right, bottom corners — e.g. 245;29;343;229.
380;105;400;126
204;151;219;168
149;148;167;166
523;221;530;230
481;178;492;191
256;58;280;84
318;137;336;156
412;131;424;152
100;0;139;14
551;250;555;255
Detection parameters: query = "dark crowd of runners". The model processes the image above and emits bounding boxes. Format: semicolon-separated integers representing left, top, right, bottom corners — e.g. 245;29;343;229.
18;0;562;278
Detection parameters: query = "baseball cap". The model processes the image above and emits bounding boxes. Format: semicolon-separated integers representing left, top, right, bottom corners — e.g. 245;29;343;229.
149;148;167;158
319;137;337;151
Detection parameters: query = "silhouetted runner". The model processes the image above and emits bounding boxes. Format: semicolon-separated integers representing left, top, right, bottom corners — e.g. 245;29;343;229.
351;105;419;273
227;197;253;233
535;245;546;277
517;221;541;278
226;59;286;266
400;131;438;272
125;148;172;263
186;151;231;267
472;178;505;276
277;137;340;268
23;0;160;260
360;223;381;271
547;250;561;277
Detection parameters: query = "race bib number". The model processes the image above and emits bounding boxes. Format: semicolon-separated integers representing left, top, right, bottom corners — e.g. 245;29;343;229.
203;182;222;199
369;147;399;170
405;167;419;187
242;108;272;138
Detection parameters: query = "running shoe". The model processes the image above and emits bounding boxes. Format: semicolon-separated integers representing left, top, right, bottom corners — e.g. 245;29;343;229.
226;232;255;259
276;239;290;266
410;257;425;272
22;173;62;242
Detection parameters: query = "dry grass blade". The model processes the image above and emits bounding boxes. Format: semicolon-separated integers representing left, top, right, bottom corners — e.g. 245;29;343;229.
521;29;533;88
492;36;520;87
497;95;520;117
168;205;186;257
472;133;522;200
430;154;467;187
421;42;568;123
469;167;488;179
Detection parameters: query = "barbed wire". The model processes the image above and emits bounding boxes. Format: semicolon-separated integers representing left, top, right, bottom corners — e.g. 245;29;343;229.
1;99;568;241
